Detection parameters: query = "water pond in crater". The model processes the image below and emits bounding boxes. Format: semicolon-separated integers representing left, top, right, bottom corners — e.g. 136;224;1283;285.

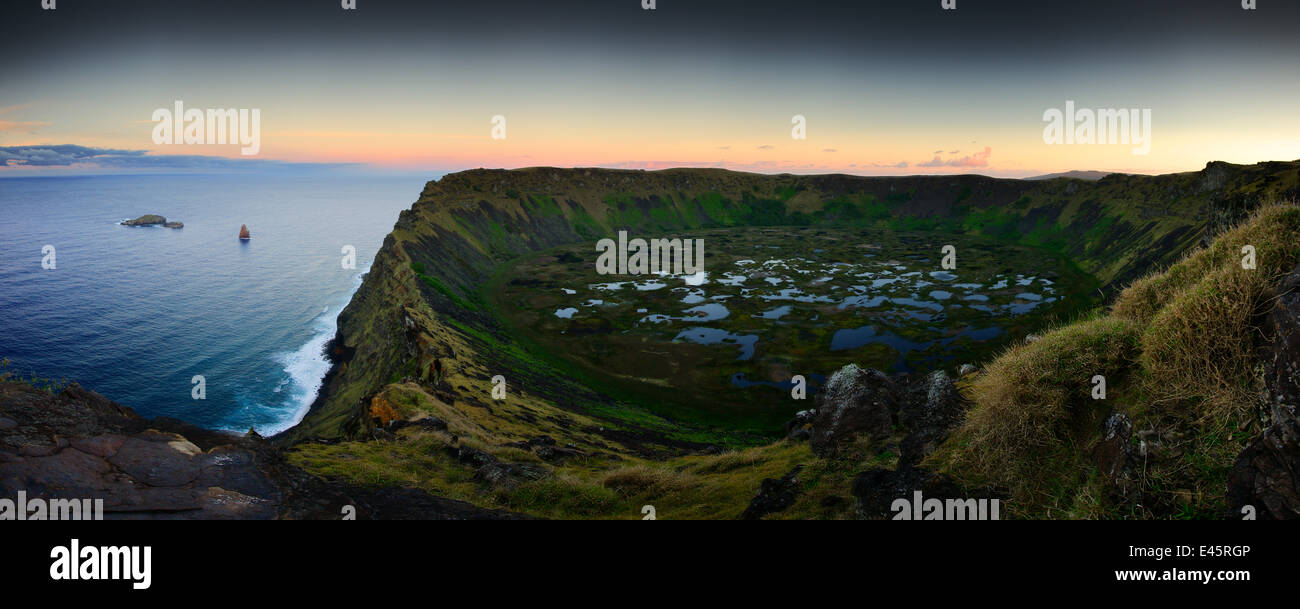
489;227;1099;430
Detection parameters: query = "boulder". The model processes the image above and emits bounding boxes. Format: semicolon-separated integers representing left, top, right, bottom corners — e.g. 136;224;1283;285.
741;466;803;520
853;463;1004;520
808;364;898;457
782;408;815;440
444;445;498;468
898;370;963;433
444;444;550;488
897;370;966;467
851;466;962;519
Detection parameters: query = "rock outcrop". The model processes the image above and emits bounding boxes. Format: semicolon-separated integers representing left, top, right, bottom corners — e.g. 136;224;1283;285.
795;365;989;518
783;408;815;441
804;365;968;466
852;466;961;519
1227;264;1300;519
1091;412;1135;491
0;381;276;518
0;380;524;519
443;444;550;489
741;465;803;520
897;370;967;467
808;364;898;457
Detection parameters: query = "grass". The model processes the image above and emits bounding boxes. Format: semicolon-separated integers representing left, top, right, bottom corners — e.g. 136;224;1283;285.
1117;204;1300;423
290;411;818;519
410;262;478;311
932;203;1300;518
932;316;1141;514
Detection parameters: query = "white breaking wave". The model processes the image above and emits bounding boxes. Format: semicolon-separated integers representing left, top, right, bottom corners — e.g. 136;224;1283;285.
259;271;366;436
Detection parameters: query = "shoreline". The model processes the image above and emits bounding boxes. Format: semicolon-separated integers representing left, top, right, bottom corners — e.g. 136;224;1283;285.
267;272;366;442
262;270;369;439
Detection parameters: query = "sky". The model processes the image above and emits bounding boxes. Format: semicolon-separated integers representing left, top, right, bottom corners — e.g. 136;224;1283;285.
2;0;1299;177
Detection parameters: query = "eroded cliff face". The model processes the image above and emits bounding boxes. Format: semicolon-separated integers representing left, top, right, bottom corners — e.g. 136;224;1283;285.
289;163;1300;445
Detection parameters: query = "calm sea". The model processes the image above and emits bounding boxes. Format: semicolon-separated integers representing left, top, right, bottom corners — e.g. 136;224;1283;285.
0;172;427;434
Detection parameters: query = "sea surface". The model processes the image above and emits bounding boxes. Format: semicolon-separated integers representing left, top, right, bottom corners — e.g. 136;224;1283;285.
0;172;427;434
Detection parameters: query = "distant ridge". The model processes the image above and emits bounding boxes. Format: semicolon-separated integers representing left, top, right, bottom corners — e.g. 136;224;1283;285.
1025;170;1128;181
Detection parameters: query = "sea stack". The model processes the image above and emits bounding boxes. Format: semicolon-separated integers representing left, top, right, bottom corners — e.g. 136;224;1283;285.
239;224;251;240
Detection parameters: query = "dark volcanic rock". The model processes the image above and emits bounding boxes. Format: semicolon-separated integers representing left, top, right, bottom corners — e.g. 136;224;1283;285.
897;370;967;467
809;364;899;457
852;466;962;519
445;445;499;468
1091;412;1135;488
0;380;528;520
808;367;969;464
741;465;803;520
852;466;1001;519
444;444;551;488
476;462;550;487
1227;265;1300;519
0;382;275;519
899;370;964;432
783;408;815;441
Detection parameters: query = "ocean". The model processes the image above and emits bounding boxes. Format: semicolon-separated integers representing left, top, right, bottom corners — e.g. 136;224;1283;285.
0;172;427;434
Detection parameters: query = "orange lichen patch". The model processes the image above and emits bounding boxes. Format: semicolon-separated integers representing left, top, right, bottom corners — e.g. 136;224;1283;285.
368;395;401;427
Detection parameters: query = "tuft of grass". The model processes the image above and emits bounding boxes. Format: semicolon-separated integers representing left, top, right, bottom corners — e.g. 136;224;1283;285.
601;464;698;497
933;317;1140;512
1138;264;1266;422
691;447;766;474
504;475;622;518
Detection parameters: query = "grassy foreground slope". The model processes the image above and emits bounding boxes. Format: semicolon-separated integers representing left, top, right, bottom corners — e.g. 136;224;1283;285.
281;162;1300;519
933;204;1300;518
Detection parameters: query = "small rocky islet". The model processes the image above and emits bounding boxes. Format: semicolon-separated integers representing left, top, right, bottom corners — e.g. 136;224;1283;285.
120;215;254;240
121;214;183;229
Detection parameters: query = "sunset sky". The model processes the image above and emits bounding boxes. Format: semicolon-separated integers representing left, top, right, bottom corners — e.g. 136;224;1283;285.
2;0;1298;177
